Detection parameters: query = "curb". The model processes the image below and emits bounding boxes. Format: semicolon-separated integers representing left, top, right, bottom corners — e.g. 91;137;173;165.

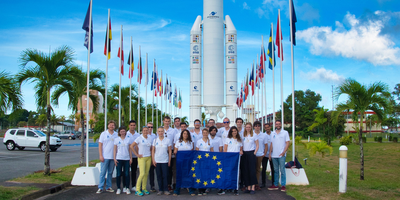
20;182;71;200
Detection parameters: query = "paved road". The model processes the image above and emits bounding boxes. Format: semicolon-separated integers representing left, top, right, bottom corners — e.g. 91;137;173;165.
0;138;99;182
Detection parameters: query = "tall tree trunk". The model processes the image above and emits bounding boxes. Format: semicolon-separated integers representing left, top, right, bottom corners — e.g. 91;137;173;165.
359;114;364;180
44;90;51;175
80;100;85;166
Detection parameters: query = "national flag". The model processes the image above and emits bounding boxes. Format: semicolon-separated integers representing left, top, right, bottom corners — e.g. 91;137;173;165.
290;0;297;46
268;29;276;70
117;30;124;75
137;48;142;84
155;70;159;97
104;17;112;59
250;66;255;95
255;64;260;88
145;57;148;86
178;90;182;109
276;15;283;60
127;42;134;79
82;1;93;53
151;61;157;91
174;86;178;107
169;78;172;102
240;82;244;104
260;46;266;79
245;73;249;100
158;73;162;97
176;151;240;190
164;75;168;101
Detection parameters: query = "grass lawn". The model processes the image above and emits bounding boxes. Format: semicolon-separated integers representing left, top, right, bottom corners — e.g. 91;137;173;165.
286;140;400;200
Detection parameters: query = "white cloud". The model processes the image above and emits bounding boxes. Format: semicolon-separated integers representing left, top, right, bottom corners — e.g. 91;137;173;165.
243;2;250;10
303;67;345;84
298;11;400;66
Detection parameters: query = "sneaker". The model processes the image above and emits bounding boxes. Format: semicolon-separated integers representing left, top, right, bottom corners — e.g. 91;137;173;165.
164;191;170;195
244;190;251;193
116;189;121;195
126;189;131;195
131;186;136;192
203;192;207;196
281;186;286;192
198;193;202;196
268;185;279;190
173;193;178;196
191;193;196;196
106;188;114;193
96;189;103;194
205;188;210;193
122;188;126;193
234;190;239;196
168;185;173;192
143;189;150;195
157;191;163;195
135;191;144;196
250;190;255;195
255;185;261;191
150;187;156;192
217;189;225;195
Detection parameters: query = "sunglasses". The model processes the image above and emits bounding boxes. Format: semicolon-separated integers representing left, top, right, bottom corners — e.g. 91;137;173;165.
195;123;201;125
147;126;153;128
223;121;230;124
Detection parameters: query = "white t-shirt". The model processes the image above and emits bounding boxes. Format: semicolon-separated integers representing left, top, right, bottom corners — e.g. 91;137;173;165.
173;131;181;144
218;127;230;142
238;127;245;138
99;130;118;159
191;130;202;145
224;138;243;153
196;138;212;151
114;136;132;160
254;132;268;157
242;133;258;151
164;127;175;146
270;130;290;158
265;133;272;157
153;137;171;163
208;136;223;152
175;140;194;151
134;135;153;157
127;130;140;158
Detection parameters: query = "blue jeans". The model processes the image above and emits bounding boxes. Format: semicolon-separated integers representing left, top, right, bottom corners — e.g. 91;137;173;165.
116;160;130;189
174;187;194;195
98;159;115;189
156;163;168;191
272;156;286;187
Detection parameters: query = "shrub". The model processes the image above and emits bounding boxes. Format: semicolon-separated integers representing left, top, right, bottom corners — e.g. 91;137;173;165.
340;136;352;145
393;137;398;143
388;135;393;141
374;136;378;141
377;136;383;143
362;137;367;143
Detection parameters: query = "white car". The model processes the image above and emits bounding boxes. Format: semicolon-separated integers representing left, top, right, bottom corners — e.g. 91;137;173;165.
3;128;62;151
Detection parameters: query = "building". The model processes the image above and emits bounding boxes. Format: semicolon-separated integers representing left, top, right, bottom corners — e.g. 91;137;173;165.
75;90;103;131
342;111;382;133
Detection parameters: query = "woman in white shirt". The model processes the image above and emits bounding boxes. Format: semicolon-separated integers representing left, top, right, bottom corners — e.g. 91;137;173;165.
195;129;214;196
113;126;132;195
242;122;259;194
223;126;243;196
173;129;195;196
130;126;153;196
152;127;172;195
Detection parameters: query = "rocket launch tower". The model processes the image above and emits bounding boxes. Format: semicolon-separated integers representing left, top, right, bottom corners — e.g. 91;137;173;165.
189;0;237;126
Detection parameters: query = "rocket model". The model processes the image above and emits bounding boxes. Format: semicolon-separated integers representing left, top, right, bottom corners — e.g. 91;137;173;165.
190;0;237;126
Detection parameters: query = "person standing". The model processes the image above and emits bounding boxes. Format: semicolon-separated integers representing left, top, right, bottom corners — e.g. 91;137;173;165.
173;117;181;133
173;130;195;196
163;116;176;192
113;126;132;195
152;127;172;195
235;118;245;138
218;117;231;142
268;120;290;192
223;126;243;196
191;119;202;145
97;120;118;194
242;122;259;194
195;129;214;196
127;120;140;192
130;126;153;196
147;122;157;192
261;123;273;188
208;126;223;152
253;121;268;190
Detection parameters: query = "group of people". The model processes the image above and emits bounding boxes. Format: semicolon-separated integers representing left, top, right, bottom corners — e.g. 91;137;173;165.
96;116;290;196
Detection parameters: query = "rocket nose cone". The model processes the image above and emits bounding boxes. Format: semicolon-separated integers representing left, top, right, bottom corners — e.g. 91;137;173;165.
191;15;202;32
225;15;236;32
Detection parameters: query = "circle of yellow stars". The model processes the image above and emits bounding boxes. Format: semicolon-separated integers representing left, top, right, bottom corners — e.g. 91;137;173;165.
191;153;223;187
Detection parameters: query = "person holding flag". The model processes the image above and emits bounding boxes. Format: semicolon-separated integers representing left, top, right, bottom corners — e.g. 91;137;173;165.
223;126;243;196
173;129;195;196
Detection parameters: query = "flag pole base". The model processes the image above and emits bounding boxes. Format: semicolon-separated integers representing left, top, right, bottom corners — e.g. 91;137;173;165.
71;167;100;186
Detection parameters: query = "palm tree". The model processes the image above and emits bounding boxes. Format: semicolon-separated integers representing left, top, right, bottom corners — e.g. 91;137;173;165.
0;71;23;113
181;116;189;125
307;141;333;167
37;114;47;128
17;45;80;175
333;79;390;180
50;114;59;134
108;84;140;127
308;106;329;144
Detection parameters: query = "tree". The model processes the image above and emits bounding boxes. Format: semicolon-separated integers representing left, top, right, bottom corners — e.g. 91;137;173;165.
108;84;140;127
181;116;189;125
50;114;59;132
0;71;23;113
37;114;47;128
8;109;29;127
308;107;329;143
307;141;333;167
333;79;390;180
17;45;80;175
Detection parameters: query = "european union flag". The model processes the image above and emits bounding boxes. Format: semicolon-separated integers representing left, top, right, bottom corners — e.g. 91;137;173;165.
176;151;240;190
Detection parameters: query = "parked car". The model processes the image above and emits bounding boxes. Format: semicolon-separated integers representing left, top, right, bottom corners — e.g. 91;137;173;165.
75;131;87;139
53;131;76;140
3;128;62;152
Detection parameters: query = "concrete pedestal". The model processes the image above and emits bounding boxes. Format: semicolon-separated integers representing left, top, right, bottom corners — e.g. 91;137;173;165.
71;167;100;186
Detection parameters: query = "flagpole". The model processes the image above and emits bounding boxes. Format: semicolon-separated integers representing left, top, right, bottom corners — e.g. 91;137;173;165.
138;45;141;133
165;74;168;118
160;70;163;127
261;36;264;128
257;55;260;123
278;9;284;128
152;59;155;125
85;0;93;168
289;0;295;161
145;53;148;125
129;37;132;122
271;22;276;130
104;9;110;131
156;67;158;129
118;25;122;127
253;60;256;123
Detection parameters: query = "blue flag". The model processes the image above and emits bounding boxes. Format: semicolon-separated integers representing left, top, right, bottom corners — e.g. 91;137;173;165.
268;29;276;70
176;151;240;190
82;1;93;53
290;0;297;46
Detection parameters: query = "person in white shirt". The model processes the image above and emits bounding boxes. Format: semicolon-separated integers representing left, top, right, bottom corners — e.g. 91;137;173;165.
130;126;153;196
146;122;157;192
191;119;202;145
127;120;140;192
208;126;223;152
97;120;118;194
163;116;176;192
253;121;268;191
261;123;273;188
195;129;214;196
218;117;231;142
152;127;172;195
223;126;243;196
113;126;132;195
173;129;195;196
174;122;187;144
242;122;259;194
173;117;181;133
268;120;290;192
235;118;245;138
207;118;216;128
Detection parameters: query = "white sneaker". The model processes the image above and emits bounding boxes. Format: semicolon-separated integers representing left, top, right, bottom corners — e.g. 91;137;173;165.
131;186;136;191
126;188;131;194
122;188;126;193
96;189;103;194
116;189;121;195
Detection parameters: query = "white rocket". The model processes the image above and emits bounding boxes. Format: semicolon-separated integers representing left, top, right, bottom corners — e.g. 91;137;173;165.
189;0;237;126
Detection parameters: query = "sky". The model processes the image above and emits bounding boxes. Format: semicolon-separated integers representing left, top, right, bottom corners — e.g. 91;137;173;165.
1;0;399;122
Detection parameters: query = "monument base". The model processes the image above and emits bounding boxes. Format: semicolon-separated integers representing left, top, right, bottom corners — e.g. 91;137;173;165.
71;167;100;186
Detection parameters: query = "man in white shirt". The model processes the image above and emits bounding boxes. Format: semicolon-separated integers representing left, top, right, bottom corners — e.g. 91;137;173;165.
268;120;290;192
97;120;118;194
253;121;268;191
235;118;245;138
218;117;231;142
261;123;273;188
208;126;223;152
207;119;216;128
163;116;175;191
191;119;202;145
127;120;140;192
173;117;181;134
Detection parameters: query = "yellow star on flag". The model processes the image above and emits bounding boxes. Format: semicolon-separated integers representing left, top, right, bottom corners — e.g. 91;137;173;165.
203;181;208;186
218;168;223;173
217;161;221;166
212;155;217;160
197;155;202;159
211;180;215;184
216;174;221;179
193;160;197;165
192;173;196;178
196;179;201;184
205;153;210;158
191;167;195;171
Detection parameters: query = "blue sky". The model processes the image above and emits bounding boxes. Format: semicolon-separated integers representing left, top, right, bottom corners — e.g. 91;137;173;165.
1;0;399;122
